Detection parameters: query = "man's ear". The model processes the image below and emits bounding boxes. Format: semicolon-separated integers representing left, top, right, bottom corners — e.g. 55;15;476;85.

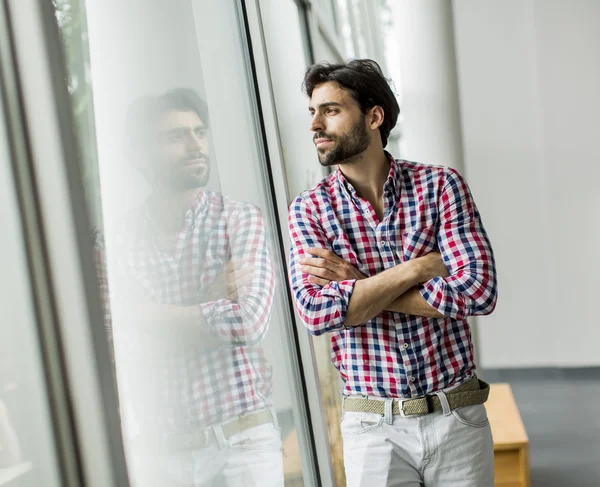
368;106;385;131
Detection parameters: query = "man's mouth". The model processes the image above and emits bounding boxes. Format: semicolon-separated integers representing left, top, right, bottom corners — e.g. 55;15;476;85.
182;157;208;167
314;138;333;148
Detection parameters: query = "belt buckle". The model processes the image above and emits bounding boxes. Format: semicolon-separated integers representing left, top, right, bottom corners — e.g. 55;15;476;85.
395;398;409;418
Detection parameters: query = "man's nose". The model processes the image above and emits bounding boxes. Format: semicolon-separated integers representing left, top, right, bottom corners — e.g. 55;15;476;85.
186;132;203;151
310;113;324;133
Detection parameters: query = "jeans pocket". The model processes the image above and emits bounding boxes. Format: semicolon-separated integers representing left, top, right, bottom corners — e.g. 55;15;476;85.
341;412;384;440
228;423;282;452
451;404;490;428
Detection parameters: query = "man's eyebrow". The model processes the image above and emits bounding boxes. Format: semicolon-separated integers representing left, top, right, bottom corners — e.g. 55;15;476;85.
308;101;343;111
160;125;206;135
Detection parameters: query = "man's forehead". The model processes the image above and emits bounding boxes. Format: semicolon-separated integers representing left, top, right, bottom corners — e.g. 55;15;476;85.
157;110;206;131
309;82;351;108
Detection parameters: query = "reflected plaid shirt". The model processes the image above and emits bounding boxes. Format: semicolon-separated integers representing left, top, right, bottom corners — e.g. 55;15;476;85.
288;153;498;398
95;191;274;435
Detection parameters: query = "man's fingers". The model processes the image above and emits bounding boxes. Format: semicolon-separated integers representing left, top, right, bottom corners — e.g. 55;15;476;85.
299;257;337;271
308;276;330;287
302;264;336;280
306;247;338;261
226;264;254;283
227;275;253;295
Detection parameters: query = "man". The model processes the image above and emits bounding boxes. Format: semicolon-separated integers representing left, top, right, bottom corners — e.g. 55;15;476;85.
288;60;498;486
95;89;283;486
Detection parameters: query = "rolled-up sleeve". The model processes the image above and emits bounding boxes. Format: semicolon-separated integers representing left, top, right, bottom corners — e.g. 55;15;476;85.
198;202;274;346
288;194;355;335
420;168;498;320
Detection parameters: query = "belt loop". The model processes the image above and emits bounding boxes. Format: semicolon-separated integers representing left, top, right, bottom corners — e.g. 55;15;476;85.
434;390;452;416
212;423;228;450
384;398;393;425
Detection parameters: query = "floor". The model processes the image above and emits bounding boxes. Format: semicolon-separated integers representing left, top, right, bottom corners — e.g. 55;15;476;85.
482;368;600;487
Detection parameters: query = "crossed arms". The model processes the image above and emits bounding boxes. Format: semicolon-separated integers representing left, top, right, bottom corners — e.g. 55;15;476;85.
95;201;274;351
299;247;449;325
287;168;498;335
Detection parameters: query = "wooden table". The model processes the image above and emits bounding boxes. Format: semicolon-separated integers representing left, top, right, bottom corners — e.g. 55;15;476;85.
487;383;531;487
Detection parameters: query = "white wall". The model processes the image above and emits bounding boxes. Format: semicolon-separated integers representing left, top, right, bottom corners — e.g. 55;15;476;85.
452;0;600;367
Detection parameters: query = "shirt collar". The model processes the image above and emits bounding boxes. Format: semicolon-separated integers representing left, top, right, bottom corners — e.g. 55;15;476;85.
336;151;401;200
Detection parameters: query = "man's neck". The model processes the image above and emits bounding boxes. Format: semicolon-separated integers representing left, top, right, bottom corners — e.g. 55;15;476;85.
339;146;390;205
148;187;201;232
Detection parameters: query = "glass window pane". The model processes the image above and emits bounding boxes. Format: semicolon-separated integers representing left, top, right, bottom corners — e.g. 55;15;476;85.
53;0;308;485
0;83;61;487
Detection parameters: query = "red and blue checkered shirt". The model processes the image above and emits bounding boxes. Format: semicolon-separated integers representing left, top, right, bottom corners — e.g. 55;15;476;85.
95;191;274;435
288;153;497;398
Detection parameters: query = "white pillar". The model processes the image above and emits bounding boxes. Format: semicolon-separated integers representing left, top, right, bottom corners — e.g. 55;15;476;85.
391;0;485;371
391;0;464;172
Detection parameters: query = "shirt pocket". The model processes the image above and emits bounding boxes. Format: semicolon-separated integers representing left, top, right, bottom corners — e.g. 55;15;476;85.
401;225;438;260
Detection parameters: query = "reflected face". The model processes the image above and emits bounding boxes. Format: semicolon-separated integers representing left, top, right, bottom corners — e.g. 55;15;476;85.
309;82;370;167
152;110;210;189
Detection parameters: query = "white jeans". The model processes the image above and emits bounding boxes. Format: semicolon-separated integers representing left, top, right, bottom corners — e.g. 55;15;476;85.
341;397;494;487
131;422;284;487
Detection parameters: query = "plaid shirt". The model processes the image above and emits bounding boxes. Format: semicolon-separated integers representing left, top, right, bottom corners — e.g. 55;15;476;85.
288;153;497;398
95;191;274;435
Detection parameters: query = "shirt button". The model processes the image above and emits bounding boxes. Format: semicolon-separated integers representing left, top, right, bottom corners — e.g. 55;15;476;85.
380;240;387;247
409;376;416;383
402;343;410;350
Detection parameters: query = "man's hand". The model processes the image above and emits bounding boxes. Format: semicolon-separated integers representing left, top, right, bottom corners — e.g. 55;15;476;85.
204;259;254;302
300;247;449;287
300;248;366;286
413;251;451;281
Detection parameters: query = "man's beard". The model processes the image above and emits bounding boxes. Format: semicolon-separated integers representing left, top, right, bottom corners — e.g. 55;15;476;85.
315;118;370;167
157;155;210;190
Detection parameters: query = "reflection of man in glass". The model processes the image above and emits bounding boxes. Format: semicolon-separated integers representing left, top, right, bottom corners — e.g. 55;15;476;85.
96;89;283;486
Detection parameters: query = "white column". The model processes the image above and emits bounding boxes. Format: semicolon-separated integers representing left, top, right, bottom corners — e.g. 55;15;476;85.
391;0;464;172
390;0;486;370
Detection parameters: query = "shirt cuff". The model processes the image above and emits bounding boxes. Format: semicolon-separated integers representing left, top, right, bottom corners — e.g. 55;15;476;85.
419;277;466;320
196;301;233;343
320;279;356;330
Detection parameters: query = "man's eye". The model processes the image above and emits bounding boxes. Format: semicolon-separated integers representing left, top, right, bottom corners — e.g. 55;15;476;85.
326;109;339;115
169;134;185;143
195;129;207;138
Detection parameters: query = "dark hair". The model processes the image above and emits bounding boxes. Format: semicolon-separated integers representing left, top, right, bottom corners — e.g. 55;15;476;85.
125;88;209;149
302;59;399;147
158;88;210;128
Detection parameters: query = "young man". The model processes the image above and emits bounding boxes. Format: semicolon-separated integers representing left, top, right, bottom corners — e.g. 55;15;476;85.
95;89;283;486
288;60;498;486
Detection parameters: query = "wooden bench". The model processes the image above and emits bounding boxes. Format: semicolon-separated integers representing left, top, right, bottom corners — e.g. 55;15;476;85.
487;383;531;487
282;429;304;487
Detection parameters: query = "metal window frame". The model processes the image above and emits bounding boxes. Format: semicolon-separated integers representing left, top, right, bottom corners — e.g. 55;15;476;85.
0;0;129;486
239;1;336;485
